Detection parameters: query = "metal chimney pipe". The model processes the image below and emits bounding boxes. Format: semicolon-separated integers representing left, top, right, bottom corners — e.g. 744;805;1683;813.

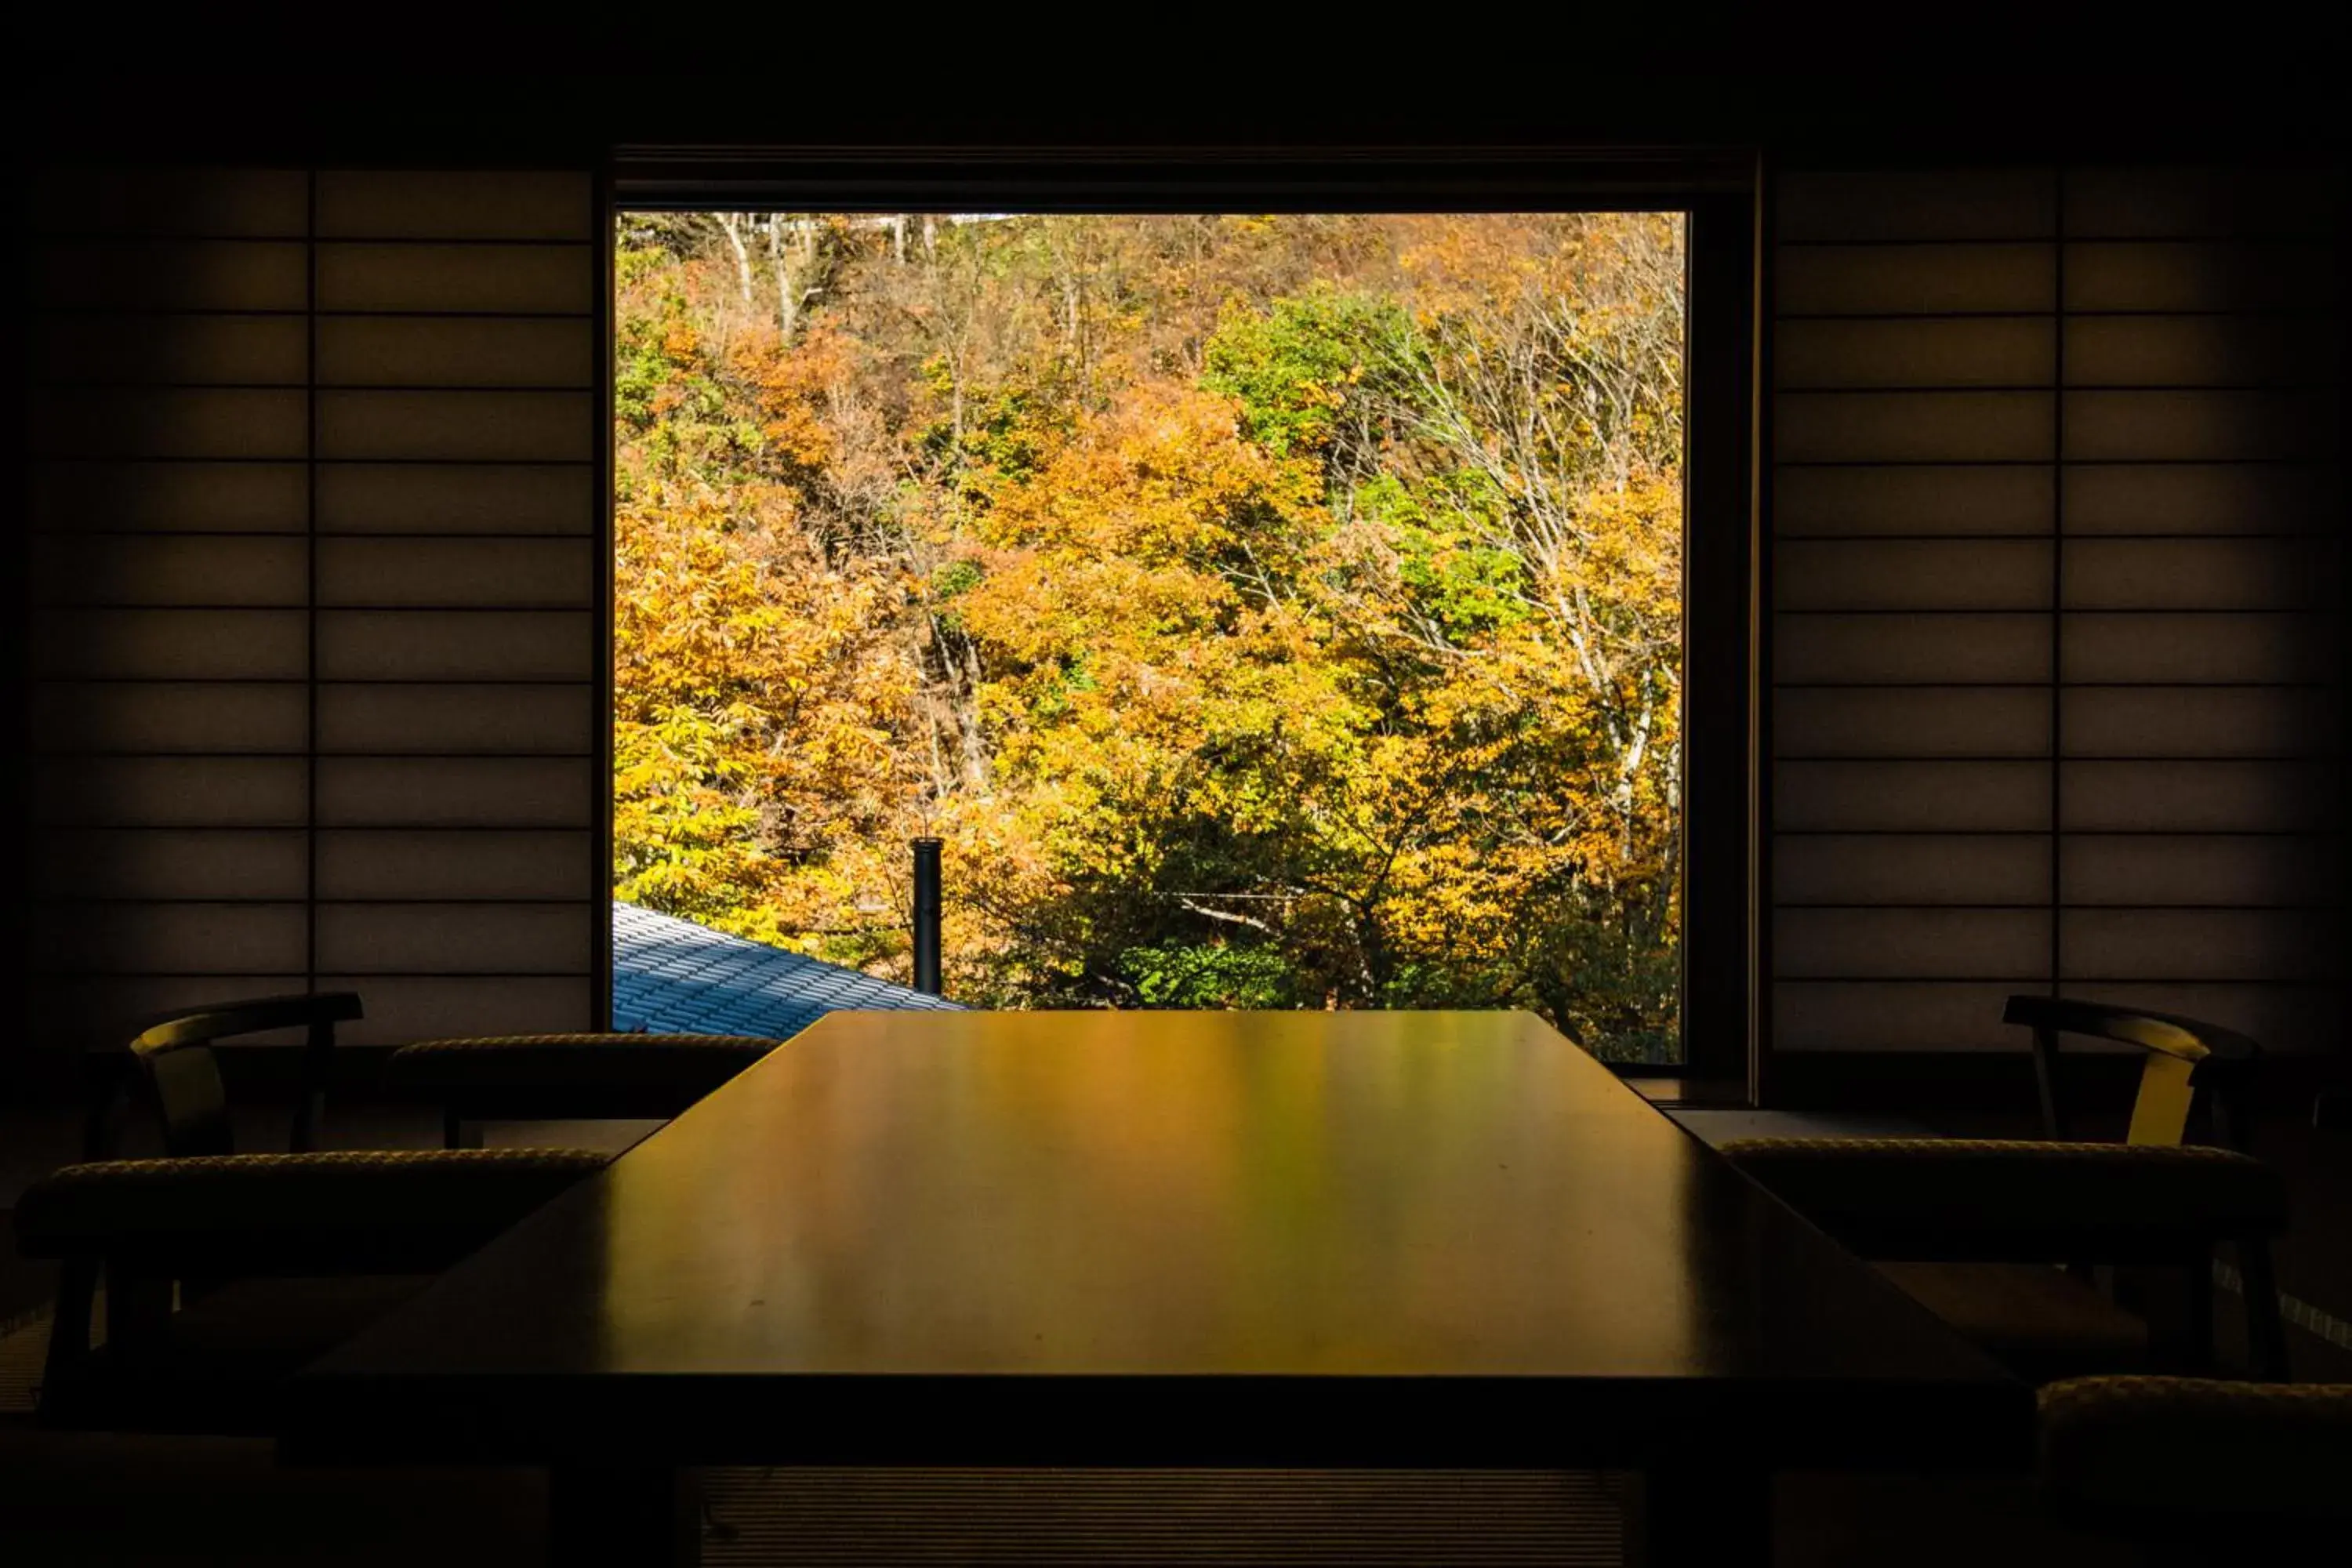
912;837;943;996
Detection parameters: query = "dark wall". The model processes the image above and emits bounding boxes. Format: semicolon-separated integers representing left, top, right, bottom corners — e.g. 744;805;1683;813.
15;32;2352;168
7;54;2347;1100
1766;165;2349;1066
17;170;608;1066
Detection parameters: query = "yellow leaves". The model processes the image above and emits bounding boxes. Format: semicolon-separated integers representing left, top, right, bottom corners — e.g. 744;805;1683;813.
1565;467;1682;598
612;448;920;957
947;380;1330;762
732;323;848;472
980;381;1306;560
613;212;1686;1044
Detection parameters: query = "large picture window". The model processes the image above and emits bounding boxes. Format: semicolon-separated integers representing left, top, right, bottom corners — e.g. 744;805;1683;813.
608;187;1735;1072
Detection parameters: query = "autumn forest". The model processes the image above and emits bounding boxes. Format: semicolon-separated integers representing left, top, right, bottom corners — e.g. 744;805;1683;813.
614;211;1687;1062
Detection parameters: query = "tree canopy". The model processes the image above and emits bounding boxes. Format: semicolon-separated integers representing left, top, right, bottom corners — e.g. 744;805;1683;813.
614;210;1686;1061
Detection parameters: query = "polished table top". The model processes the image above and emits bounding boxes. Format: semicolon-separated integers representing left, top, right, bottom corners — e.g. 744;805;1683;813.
288;1011;2026;1468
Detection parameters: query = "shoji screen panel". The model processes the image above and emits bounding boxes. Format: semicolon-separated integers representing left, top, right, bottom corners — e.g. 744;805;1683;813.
27;169;604;1053
310;171;601;1047
1772;166;2345;1057
2053;169;2344;1055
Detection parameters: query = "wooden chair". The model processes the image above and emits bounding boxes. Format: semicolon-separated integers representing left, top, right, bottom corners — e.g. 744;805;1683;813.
383;1032;781;1148
79;990;363;1160
13;993;608;1428
2039;1375;2352;1555
1721;996;2290;1383
2007;995;2260;1153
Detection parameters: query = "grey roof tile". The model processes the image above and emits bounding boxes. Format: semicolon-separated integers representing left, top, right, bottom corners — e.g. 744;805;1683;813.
611;901;960;1038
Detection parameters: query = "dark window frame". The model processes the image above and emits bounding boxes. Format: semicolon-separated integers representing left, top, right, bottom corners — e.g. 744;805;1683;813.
603;149;1762;1097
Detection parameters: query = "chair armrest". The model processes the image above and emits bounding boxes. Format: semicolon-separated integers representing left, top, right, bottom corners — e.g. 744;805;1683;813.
1716;1138;2287;1261
2041;1376;2352;1520
13;1148;608;1275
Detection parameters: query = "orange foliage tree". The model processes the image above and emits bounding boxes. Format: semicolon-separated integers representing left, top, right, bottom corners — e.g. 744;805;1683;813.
613;212;1686;1059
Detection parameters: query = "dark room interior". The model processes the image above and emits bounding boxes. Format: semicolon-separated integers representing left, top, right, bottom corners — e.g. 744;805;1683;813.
3;37;2347;1567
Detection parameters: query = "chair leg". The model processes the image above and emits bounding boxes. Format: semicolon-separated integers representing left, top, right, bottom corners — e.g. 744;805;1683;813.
444;1110;482;1150
38;1257;99;1412
103;1262;173;1372
2182;1248;2215;1374
2237;1235;2290;1381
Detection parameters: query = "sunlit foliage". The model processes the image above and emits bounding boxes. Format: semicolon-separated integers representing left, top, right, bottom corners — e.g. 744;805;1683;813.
614;212;1686;1060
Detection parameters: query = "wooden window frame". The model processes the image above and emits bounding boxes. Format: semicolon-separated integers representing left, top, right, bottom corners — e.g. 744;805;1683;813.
604;150;1763;1098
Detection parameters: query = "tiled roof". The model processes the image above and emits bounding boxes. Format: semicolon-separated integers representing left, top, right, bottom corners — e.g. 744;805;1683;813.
612;901;961;1039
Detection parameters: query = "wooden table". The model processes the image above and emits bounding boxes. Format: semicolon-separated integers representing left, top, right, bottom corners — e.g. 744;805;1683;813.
282;1010;2028;1564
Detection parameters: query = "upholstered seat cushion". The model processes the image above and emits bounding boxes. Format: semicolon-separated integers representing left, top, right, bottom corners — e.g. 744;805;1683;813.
13;1148;608;1271
1717;1138;2288;1261
383;1033;779;1118
2041;1375;2352;1519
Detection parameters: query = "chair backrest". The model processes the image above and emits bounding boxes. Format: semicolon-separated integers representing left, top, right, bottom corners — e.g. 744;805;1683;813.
2002;995;2260;1152
122;993;365;1158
